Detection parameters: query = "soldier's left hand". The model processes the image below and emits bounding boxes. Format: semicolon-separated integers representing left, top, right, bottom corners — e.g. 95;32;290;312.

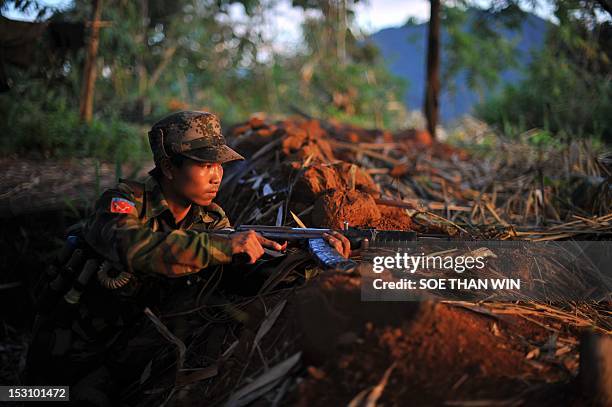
323;231;351;259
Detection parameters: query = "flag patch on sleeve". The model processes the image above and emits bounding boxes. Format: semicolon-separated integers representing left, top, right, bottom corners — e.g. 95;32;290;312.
110;197;135;214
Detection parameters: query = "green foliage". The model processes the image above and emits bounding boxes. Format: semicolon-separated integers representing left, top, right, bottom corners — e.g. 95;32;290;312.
0;87;148;162
527;130;557;148
3;0;611;165
477;29;611;140
1;0;410;163
476;0;612;141
280;11;408;129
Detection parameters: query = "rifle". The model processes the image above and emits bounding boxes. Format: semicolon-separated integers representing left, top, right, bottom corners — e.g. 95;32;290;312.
225;225;447;272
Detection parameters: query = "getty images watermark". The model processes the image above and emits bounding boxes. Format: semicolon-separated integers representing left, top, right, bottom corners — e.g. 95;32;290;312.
360;241;612;301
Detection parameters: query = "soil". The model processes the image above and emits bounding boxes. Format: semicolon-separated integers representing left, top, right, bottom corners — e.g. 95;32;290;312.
395;128;434;147
288;273;583;406
0;157;150;217
312;190;381;229
326;120;393;144
281;120;335;162
293;162;379;204
228;117;336;162
374;204;413;230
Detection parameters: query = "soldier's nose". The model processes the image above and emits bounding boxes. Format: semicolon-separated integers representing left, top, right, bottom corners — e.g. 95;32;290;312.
210;164;223;184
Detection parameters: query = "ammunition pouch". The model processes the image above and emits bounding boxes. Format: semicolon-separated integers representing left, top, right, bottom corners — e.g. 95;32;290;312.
97;261;136;292
34;222;139;322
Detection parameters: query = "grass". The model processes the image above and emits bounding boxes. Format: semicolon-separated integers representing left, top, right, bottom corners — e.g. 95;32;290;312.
0;95;149;164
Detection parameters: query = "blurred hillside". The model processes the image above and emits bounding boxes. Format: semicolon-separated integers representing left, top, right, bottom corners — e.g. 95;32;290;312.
368;9;549;121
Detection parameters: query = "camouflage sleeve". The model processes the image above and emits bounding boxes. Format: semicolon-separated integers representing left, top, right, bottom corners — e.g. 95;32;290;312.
82;187;234;278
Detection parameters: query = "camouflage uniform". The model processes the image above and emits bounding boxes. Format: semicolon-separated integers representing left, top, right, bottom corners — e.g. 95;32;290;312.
84;110;244;278
26;111;245;406
82;174;234;278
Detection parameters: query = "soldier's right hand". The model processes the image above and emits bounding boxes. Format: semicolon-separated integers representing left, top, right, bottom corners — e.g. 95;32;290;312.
229;230;286;264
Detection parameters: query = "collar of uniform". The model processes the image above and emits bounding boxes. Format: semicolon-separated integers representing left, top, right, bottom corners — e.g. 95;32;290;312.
144;175;214;224
144;175;171;219
196;205;218;224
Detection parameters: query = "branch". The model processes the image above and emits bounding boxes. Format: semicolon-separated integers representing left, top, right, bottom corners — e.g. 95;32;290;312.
147;44;178;91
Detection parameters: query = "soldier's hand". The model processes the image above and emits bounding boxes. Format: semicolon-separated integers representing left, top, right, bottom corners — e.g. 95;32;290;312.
323;231;351;259
230;230;286;264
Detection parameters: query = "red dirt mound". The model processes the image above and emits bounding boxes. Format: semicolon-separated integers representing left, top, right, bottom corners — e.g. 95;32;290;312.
312;190;381;229
394;128;434;147
281;120;335;161
289;273;575;406
293;163;380;203
374;204;413;230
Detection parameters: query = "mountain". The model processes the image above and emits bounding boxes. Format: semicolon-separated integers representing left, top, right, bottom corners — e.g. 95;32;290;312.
367;10;550;123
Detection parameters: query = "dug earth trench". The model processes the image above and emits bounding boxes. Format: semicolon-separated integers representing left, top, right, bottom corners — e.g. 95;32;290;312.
287;274;582;406
202;115;591;405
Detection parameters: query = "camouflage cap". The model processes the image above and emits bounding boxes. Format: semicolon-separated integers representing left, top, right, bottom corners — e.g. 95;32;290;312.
148;111;244;165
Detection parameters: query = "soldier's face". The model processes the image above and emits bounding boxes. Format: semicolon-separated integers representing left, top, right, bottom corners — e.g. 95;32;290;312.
172;159;224;206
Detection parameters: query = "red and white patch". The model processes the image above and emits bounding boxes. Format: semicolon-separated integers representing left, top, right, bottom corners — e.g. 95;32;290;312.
110;197;135;214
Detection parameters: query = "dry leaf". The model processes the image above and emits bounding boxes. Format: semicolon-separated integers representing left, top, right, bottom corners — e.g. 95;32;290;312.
290;210;307;228
253;299;287;348
227;352;301;407
525;347;540;360
307;366;326;380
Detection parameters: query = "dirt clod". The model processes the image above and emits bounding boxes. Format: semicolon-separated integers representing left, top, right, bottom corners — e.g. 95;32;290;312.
282;121;335;161
293;163;379;203
312;190;381;229
374;205;413;230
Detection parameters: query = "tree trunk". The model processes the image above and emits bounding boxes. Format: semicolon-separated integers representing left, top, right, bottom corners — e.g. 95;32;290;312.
137;0;150;118
79;0;103;123
424;0;441;138
337;0;347;65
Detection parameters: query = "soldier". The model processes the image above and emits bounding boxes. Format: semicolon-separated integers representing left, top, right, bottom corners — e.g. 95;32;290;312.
25;111;351;406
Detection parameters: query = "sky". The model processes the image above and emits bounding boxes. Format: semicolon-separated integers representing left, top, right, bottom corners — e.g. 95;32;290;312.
3;0;437;31
4;0;559;52
2;0;432;54
7;0;552;33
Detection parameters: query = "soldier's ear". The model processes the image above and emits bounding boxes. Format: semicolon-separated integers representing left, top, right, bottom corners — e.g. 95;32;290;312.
160;158;173;180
